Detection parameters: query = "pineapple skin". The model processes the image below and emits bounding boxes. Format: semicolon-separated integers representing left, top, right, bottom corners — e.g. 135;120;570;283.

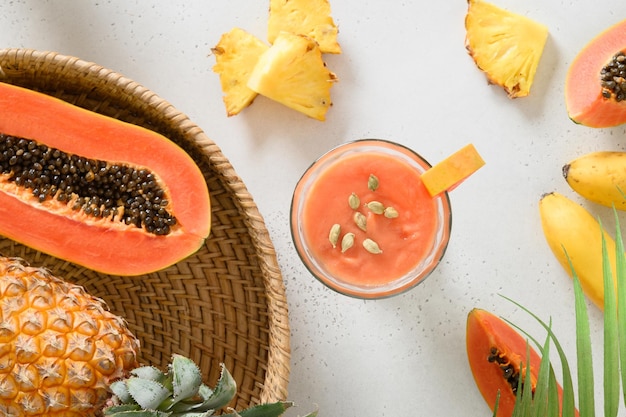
0;257;139;416
464;0;548;98
247;32;337;121
268;0;341;54
212;27;269;116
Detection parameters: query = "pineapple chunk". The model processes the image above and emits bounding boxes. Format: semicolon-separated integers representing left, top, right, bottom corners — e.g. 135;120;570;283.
268;0;341;54
247;32;337;121
465;0;548;98
212;27;269;116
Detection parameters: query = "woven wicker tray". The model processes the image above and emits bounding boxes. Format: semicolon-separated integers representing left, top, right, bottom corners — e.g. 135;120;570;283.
0;48;290;410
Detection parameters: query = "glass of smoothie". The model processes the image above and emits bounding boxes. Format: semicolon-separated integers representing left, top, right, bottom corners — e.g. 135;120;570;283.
290;139;452;299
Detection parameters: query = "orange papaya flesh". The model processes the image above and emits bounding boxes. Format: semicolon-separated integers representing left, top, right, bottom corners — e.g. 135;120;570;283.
565;19;626;128
0;82;211;276
466;308;573;417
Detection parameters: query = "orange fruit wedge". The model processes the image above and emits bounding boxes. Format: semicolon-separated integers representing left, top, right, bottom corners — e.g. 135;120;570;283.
421;144;485;196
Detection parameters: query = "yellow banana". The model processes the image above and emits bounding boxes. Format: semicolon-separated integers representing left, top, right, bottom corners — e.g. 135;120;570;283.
563;151;626;210
539;192;616;309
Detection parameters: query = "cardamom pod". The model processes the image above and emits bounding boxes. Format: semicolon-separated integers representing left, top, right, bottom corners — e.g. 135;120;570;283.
363;238;382;254
348;193;360;210
366;201;385;215
384;207;399;218
368;174;379;191
341;233;355;253
329;223;341;248
353;212;367;232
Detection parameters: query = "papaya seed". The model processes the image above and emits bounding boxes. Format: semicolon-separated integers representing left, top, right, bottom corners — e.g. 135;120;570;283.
486;346;523;394
0;133;176;235
600;51;626;101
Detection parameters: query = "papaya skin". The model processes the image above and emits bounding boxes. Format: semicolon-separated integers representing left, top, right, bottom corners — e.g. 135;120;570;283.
467;308;540;417
565;18;626;128
466;308;574;417
0;82;211;276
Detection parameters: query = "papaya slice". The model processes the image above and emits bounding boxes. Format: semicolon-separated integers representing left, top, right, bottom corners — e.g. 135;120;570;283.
420;143;485;196
466;308;573;417
0;82;211;276
565;19;626;127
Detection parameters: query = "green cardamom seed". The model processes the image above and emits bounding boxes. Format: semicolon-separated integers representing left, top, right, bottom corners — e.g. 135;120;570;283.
368;174;379;191
366;201;385;215
341;233;355;253
353;212;367;232
363;238;382;254
329;223;341;248
384;207;399;218
348;193;360;210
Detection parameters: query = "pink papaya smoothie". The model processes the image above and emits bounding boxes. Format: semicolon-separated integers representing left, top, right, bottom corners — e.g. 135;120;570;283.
291;139;452;298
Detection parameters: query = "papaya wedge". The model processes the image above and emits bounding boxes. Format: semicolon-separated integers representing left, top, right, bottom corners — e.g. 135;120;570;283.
467;308;575;417
0;82;211;275
565;19;626;127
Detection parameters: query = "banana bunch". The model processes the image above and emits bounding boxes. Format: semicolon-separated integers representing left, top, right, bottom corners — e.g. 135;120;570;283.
539;192;616;310
563;151;626;210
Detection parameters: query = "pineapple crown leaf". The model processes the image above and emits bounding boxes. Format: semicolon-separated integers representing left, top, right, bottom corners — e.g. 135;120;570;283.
170;354;203;401
103;404;143;415
132;365;167;382
103;355;311;417
104;356;238;416
104;407;171;417
197;363;237;411
169;384;216;414
235;402;293;417
127;377;173;410
170;411;214;417
221;401;319;417
110;380;133;404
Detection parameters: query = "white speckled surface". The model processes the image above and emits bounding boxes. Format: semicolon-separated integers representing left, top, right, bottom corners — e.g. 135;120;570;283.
1;1;625;415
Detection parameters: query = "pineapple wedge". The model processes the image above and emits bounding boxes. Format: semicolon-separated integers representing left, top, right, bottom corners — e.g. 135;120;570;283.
268;0;341;54
465;0;548;98
247;32;338;121
212;27;269;116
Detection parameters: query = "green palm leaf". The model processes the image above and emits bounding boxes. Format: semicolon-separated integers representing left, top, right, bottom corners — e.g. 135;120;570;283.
614;210;626;408
501;296;577;417
532;325;553;417
601;225;619;417
573;265;595;416
503;208;626;417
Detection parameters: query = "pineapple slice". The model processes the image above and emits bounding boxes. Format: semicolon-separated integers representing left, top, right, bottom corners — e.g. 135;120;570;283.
268;0;341;54
247;31;338;121
465;0;548;98
212;27;269;116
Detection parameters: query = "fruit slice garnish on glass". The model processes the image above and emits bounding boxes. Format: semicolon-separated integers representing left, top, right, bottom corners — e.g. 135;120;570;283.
421;143;486;197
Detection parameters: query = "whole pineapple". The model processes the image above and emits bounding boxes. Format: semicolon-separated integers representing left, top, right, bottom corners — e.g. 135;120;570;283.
0;256;140;416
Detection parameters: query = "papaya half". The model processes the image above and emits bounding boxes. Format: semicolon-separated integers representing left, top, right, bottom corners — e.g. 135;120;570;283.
565;18;626;128
466;308;574;417
0;82;211;276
